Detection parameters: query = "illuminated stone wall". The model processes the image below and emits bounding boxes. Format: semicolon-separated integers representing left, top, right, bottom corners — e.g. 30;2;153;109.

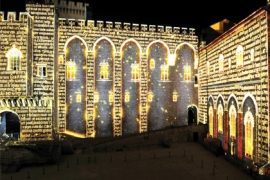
198;9;269;164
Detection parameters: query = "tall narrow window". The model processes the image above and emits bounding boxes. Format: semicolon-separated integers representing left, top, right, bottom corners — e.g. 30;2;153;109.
6;45;22;71
229;102;236;140
244;107;254;159
219;54;224;73
217;102;223;134
66;60;76;79
160;64;169;80
37;64;47;77
150;59;155;69
184;65;191;81
131;62;140;80
100;61;109;79
209;106;213;137
236;45;244;69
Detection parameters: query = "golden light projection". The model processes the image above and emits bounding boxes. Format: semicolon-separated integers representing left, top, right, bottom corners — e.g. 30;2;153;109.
66;60;76;79
100;61;109;79
59;55;64;64
173;90;178;102
183;65;191;81
160;63;169;80
219;54;224;73
148;91;153;102
244;107;254;159
250;48;254;61
76;92;81;102
150;58;155;69
217;101;223;134
131;62;140;80
125;91;130;102
94;92;99;102
109;90;113;103
209;105;214;137
6;45;22;71
229;102;236;139
236;45;244;69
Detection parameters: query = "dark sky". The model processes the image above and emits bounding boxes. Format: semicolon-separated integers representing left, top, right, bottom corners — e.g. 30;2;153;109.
0;0;268;35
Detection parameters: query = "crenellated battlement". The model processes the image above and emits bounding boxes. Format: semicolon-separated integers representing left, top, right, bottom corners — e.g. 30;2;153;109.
0;11;30;22
58;18;196;35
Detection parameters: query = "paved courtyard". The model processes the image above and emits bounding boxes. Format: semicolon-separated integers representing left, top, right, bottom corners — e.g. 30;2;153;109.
1;141;257;180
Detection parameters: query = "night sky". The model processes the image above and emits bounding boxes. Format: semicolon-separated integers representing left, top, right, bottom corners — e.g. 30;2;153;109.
0;0;268;36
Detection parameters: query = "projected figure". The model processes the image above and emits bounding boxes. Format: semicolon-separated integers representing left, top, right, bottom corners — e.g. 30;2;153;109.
209;105;214;137
244;107;254;159
229;102;236;140
217;101;223;134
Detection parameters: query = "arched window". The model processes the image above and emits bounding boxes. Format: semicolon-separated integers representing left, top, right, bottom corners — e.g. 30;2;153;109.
160;63;169;80
66;60;76;79
99;61;109;79
236;45;244;69
184;65;191;81
219;54;224;73
244;107;254;159
229;102;236;140
6;45;22;71
131;62;140;80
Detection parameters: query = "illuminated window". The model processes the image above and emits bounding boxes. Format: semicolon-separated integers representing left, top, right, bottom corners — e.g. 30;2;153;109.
236;45;244;69
244;107;254;159
66;60;76;79
219;54;224;73
125;91;130;102
94;92;99;103
184;65;191;81
160;64;169;81
37;64;47;77
217;102;223;134
229;102;236;140
173;91;178;102
148;91;153;102
150;59;155;69
6;45;22;71
109;91;113;102
206;61;210;76
131;63;140;80
59;55;64;64
76;92;81;102
209;105;213;137
100;61;109;79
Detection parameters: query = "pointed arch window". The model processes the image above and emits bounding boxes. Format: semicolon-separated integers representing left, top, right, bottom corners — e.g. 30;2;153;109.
6;45;22;71
66;60;76;79
100;61;109;79
244;107;254;159
160;63;169;81
131;62;140;80
236;45;244;69
219;54;224;73
184;65;191;81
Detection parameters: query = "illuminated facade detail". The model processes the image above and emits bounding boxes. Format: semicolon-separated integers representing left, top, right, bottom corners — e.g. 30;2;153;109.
228;58;231;70
76;92;81;102
125;91;130;102
217;101;223;134
150;58;155;69
109;90;113;103
94;92;99;103
160;63;169;81
244;107;254;159
99;61;109;80
59;55;64;64
250;48;254;61
37;64;47;77
183;65;191;81
131;62;140;80
6;45;22;71
229;102;236;140
209;105;214;137
148;91;153;102
236;45;244;69
173;91;178;102
206;61;210;76
219;54;224;73
66;60;76;79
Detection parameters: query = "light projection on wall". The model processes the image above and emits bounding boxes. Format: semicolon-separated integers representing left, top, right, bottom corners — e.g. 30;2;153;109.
65;37;87;136
122;40;140;135
219;54;224;73
209;104;214;137
229;101;236;140
94;38;114;137
244;107;254;160
6;45;22;71
217;101;223;134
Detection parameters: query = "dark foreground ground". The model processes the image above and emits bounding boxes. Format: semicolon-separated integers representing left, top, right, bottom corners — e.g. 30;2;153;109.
0;141;258;180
